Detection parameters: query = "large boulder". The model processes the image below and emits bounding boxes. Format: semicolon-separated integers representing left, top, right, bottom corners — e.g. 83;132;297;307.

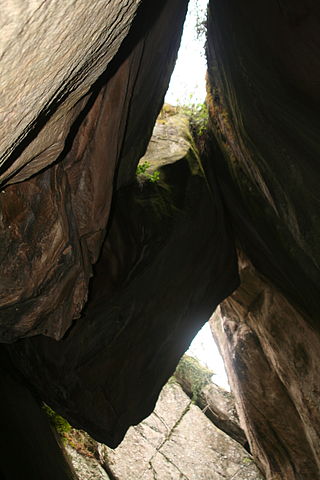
5;110;238;447
0;0;191;342
0;0;141;184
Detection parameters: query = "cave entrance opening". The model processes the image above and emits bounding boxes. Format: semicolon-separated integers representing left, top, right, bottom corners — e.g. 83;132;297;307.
165;0;208;106
186;313;230;391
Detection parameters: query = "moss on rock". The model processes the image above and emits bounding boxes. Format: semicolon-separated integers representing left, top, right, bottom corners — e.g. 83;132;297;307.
174;354;213;402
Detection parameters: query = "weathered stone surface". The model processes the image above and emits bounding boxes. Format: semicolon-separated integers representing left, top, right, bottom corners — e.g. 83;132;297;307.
0;0;142;184
0;0;190;342
210;257;320;479
175;355;247;448
158;401;260;480
205;2;320;477
65;445;110;480
66;381;263;480
5;110;238;448
206;0;320;322
139;106;191;170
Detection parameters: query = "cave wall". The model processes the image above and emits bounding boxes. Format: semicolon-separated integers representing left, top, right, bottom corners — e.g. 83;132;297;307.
0;0;191;342
211;260;320;479
2;0;320;477
206;0;320;321
3;105;238;451
205;1;320;478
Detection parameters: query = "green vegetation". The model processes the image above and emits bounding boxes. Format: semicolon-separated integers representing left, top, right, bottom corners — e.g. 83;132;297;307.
177;98;209;138
174;354;213;402
42;404;71;439
43;404;97;457
136;161;160;183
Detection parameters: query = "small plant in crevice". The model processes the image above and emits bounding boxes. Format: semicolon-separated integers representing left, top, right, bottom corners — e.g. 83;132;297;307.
176;96;209;139
42;404;71;441
43;404;99;458
136;161;160;183
174;354;213;403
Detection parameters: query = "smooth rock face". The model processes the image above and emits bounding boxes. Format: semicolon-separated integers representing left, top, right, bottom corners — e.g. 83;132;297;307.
0;0;141;183
0;0;190;342
6;111;238;447
206;0;320;321
206;2;320;477
66;381;264;480
210;258;320;479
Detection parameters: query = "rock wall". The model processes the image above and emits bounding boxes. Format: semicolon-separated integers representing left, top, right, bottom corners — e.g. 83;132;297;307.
205;1;320;478
1;0;140;183
0;0;191;342
206;0;320;321
4;108;238;451
63;367;264;480
210;259;320;479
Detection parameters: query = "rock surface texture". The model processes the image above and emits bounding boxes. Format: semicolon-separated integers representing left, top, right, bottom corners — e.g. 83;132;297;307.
0;0;141;184
206;0;320;320
0;0;192;343
4;106;238;450
211;259;320;480
1;0;320;478
64;376;264;480
65;444;110;480
206;0;320;478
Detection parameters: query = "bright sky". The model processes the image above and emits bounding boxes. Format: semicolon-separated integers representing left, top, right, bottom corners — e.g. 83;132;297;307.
165;0;208;105
187;320;230;391
165;0;230;391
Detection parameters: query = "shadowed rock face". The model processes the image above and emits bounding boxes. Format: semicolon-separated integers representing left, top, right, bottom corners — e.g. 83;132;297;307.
2;0;320;477
211;259;320;480
206;0;320;321
5;112;238;448
0;0;191;342
206;1;320;477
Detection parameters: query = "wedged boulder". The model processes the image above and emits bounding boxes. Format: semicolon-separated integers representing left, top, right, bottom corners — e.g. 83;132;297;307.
0;0;189;342
6;110;239;447
210;256;320;479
